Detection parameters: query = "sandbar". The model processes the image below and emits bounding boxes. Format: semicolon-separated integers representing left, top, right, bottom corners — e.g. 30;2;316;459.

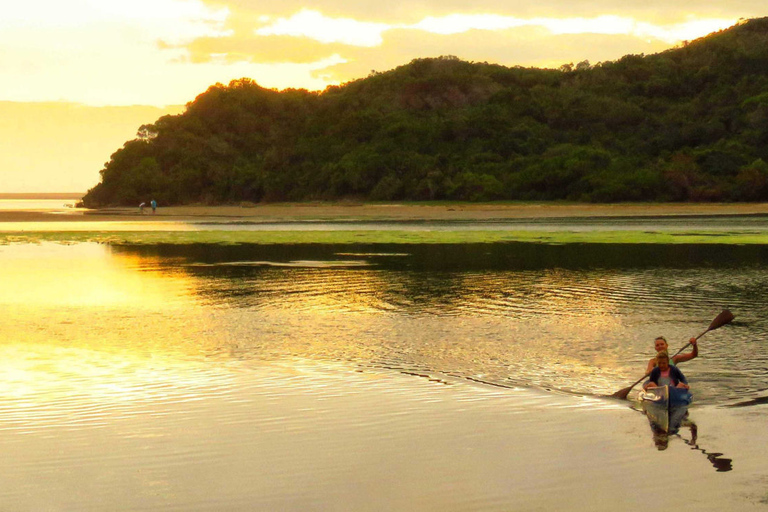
3;202;768;223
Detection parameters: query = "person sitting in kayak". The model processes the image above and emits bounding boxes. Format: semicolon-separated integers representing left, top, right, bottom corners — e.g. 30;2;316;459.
645;336;698;374
643;351;690;391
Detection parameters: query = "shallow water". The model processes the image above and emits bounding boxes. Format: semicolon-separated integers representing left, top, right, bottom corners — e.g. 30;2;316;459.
2;240;768;509
0;198;79;211
2;242;766;404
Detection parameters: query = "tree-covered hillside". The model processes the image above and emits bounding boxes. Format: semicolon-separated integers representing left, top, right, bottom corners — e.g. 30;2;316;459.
83;17;768;206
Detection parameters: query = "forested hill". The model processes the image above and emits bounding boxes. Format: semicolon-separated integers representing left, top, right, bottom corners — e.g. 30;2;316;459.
83;17;768;206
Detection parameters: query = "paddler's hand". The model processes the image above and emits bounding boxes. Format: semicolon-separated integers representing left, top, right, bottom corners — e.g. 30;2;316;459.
689;338;697;346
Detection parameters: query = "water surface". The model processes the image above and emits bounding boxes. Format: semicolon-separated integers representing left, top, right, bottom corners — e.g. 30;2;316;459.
2;240;768;510
0;198;79;211
3;242;765;404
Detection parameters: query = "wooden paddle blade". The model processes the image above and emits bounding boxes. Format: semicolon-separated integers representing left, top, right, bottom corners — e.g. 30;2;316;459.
611;372;649;400
708;309;735;331
612;386;633;399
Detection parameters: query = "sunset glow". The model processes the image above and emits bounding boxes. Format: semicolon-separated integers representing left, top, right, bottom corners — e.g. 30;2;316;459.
255;10;390;46
253;12;740;47
0;0;764;192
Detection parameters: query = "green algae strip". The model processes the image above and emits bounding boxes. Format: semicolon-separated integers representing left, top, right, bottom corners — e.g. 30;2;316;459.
2;230;768;245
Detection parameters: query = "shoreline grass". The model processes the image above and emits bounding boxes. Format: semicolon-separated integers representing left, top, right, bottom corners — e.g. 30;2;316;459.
2;229;768;245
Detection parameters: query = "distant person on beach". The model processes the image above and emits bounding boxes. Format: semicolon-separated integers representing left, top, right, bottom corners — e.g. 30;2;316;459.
151;199;157;214
643;351;690;390
645;336;697;374
139;202;146;214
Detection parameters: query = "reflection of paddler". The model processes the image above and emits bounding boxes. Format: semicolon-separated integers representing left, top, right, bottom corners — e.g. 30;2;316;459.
683;423;733;472
649;403;692;449
650;413;733;472
641;384;692;435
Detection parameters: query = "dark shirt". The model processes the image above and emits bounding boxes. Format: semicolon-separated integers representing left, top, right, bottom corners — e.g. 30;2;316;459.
648;365;688;386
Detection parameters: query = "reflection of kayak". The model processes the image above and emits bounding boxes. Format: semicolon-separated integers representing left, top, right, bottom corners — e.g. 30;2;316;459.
639;385;693;433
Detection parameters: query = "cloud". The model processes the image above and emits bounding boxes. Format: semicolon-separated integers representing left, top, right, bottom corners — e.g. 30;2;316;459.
0;0;232;105
314;27;675;83
176;8;737;87
255;10;389;46
201;0;765;26
177;34;350;64
2;0;229;40
176;1;753;88
3;0;764;106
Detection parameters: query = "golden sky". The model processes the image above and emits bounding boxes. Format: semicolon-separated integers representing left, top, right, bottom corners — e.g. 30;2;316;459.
1;0;763;192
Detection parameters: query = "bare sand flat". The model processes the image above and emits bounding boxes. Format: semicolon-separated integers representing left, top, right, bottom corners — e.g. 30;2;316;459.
3;202;768;223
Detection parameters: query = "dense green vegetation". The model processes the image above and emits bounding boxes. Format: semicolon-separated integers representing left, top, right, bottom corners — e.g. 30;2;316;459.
83;17;768;206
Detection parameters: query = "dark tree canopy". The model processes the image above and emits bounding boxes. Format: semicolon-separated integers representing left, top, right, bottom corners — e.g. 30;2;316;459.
83;18;768;206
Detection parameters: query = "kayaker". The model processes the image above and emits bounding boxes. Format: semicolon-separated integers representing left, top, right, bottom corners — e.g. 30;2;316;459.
645;336;698;374
643;351;690;391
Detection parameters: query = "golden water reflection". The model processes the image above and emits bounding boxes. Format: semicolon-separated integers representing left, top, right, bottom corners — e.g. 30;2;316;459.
1;242;764;404
1;242;764;511
0;243;193;309
0;243;242;427
0;342;237;434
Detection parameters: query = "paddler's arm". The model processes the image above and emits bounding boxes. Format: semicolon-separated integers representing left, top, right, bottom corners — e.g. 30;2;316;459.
674;367;690;390
643;368;660;390
672;338;698;365
645;357;657;375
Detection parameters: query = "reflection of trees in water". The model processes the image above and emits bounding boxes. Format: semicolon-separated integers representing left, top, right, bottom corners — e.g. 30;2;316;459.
109;246;635;324
108;242;768;316
110;241;768;271
107;243;768;401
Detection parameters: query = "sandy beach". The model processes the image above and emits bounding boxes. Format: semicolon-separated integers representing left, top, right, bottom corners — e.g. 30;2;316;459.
4;201;768;223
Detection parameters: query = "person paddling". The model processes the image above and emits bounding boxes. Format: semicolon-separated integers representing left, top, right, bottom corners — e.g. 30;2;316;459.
645;336;698;374
643;351;690;391
612;310;732;399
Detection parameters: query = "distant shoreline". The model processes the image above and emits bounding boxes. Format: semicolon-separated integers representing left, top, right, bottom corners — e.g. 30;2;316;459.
0;193;83;200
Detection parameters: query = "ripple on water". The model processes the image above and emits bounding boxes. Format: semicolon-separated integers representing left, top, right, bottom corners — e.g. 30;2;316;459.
2;242;767;407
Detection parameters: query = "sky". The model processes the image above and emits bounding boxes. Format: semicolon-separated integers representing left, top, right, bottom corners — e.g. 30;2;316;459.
1;1;765;193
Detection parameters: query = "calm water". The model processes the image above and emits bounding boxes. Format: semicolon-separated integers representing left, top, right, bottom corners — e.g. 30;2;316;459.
2;240;768;509
2;242;767;401
6;242;763;402
0;198;79;211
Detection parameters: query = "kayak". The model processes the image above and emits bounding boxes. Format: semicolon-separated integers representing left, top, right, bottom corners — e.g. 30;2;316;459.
639;385;692;433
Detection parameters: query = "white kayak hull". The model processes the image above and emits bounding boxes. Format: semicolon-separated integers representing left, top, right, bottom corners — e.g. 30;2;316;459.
639;385;692;433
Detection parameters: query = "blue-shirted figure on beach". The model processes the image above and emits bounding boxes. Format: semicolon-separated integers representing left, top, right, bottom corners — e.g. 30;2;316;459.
151;199;157;214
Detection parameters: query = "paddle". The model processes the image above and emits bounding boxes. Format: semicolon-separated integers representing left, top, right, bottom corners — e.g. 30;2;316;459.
612;309;735;400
